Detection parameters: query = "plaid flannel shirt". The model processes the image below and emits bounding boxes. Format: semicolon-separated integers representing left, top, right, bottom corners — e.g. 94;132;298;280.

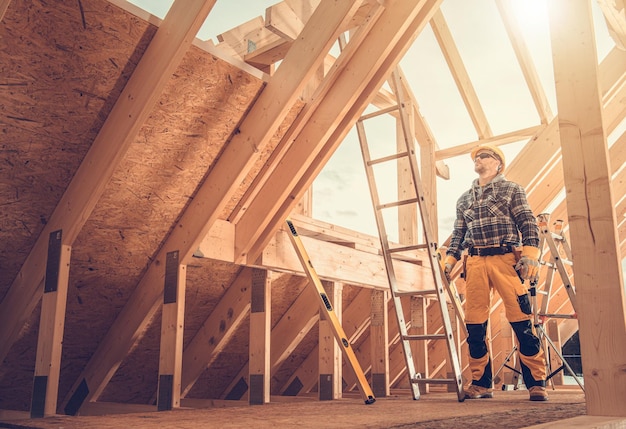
447;174;540;261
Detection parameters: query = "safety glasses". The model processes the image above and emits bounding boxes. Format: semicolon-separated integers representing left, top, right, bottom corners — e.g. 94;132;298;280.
474;152;496;161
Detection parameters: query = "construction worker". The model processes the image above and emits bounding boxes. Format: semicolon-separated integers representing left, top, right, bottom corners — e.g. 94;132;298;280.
443;145;548;401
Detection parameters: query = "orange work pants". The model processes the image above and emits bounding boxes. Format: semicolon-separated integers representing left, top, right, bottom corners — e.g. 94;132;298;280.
464;252;547;388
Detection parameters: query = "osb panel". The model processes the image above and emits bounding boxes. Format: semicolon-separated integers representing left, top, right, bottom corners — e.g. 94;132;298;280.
0;0;265;411
0;0;155;299
60;46;263;405
98;259;243;404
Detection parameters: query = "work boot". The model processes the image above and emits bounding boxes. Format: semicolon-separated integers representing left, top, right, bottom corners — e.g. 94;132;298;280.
528;385;549;401
464;384;494;399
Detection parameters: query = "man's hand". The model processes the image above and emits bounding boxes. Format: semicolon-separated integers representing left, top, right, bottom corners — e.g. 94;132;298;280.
443;255;458;282
515;246;541;282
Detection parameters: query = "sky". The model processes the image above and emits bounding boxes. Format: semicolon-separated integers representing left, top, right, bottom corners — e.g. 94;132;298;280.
127;0;620;245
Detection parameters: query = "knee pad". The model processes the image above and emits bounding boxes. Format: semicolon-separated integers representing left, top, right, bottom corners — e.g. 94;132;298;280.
510;320;541;356
466;322;488;358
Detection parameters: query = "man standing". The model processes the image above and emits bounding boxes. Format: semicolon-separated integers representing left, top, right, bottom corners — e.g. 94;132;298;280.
443;145;548;401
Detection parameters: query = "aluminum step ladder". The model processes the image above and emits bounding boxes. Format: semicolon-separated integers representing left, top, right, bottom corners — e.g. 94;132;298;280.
535;213;584;390
355;69;464;401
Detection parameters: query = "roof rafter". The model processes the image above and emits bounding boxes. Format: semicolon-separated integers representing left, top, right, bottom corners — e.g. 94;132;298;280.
235;0;444;263
430;8;493;139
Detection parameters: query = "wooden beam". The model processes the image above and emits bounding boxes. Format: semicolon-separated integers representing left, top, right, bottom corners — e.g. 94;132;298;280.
229;2;388;227
180;268;252;397
0;0;218;366
409;297;429;391
549;0;626;416
59;0;359;413
496;0;554;124
266;1;304;41
369;290;389;397
236;0;443;263
221;277;316;399
157;251;186;411
30;231;71;418
249;269;271;405
435;125;545;160
597;0;626;50
259;229;431;291
430;8;492;139
279;288;371;395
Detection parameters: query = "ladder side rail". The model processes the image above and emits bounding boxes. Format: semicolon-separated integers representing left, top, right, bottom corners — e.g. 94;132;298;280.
537;224;554;317
389;71;465;326
355;120;421;400
389;70;464;400
542;226;578;312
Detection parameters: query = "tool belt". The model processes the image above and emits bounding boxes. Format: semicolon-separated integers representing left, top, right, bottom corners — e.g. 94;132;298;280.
468;245;514;256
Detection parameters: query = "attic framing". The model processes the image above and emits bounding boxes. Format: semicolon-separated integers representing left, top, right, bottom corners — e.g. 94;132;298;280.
1;0;625;424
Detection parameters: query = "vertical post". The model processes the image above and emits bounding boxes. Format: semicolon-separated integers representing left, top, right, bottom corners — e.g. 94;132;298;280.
319;281;343;400
409;296;428;392
31;230;71;418
546;320;564;386
157;251;186;411
548;0;626;416
370;289;389;397
249;268;271;405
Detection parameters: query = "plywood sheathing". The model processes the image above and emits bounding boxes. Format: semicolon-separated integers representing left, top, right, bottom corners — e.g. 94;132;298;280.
0;0;154;298
0;0;273;411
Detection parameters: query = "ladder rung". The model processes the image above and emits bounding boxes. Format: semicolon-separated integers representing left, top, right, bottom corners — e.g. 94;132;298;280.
412;378;458;385
403;334;447;341
540;313;578;319
377;198;418;210
359;104;399;121
394;289;436;297
388;244;429;253
367;151;409;166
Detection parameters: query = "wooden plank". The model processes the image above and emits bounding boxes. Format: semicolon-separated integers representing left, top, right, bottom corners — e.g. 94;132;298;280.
546;320;564;386
409;297;429;391
369;290;389;397
266;1;303;41
548;0;626;416
434;125;545;160
430;8;492;139
598;47;626;105
157;251;186;411
31;231;71;418
59;0;360;413
221;277;316;399
237;0;443;263
260;229;431;291
597;0;626;50
180;268;252;396
496;0;554;124
279;288;371;395
0;0;218;367
194;219;431;290
249;269;271;405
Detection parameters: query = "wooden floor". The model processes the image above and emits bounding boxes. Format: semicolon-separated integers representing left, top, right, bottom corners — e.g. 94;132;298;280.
4;388;623;429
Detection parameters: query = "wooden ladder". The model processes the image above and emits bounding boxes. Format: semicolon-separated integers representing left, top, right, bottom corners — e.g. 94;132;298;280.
355;69;464;401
